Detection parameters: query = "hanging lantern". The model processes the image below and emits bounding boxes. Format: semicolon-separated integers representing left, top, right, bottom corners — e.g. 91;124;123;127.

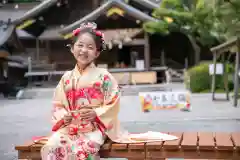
123;37;132;43
112;39;119;44
15;4;19;9
136;20;141;24
57;2;61;7
108;42;112;50
118;42;122;49
38;16;44;21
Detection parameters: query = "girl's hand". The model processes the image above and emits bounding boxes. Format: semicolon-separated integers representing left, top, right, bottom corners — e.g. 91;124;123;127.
80;108;97;122
63;113;72;125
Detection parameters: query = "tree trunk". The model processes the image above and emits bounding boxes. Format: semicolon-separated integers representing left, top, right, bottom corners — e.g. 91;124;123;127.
187;35;200;65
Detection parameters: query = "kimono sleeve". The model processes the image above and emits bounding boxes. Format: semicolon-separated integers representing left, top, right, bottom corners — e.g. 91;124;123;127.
95;71;121;129
51;75;69;124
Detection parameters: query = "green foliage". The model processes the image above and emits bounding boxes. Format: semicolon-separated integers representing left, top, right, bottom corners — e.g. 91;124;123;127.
143;0;240;47
185;62;234;93
214;0;240;40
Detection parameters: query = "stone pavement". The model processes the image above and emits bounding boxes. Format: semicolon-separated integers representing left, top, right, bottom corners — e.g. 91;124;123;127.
0;84;240;160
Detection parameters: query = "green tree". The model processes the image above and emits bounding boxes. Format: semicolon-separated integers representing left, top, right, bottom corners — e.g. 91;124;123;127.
143;0;219;64
144;0;240;45
213;0;240;40
144;0;218;44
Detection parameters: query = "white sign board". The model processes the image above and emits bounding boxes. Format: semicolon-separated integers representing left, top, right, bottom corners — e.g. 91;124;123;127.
97;64;108;69
139;91;191;112
136;60;145;70
209;63;223;75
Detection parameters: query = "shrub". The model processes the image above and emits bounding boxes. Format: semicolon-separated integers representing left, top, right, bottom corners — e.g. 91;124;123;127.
185;62;234;93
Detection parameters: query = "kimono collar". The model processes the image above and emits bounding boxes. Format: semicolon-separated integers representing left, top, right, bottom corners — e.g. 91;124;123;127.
73;63;96;77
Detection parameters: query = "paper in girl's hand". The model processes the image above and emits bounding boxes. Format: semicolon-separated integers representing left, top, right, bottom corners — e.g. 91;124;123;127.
32;136;49;144
129;131;178;142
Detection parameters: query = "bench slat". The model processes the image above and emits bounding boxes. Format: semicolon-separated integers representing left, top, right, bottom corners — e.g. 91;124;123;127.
146;132;168;150
231;132;240;151
181;132;198;150
163;132;183;150
146;141;164;150
15;140;35;151
215;132;234;150
30;143;43;151
128;143;145;150
198;132;215;150
111;143;128;150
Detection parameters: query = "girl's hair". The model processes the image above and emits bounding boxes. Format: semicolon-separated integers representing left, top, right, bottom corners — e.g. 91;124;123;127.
70;22;106;52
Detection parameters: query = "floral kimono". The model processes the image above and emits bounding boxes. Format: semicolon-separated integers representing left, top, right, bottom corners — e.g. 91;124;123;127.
41;63;121;160
41;63;178;160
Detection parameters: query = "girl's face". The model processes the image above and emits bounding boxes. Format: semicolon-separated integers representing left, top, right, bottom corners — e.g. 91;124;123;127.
71;32;100;66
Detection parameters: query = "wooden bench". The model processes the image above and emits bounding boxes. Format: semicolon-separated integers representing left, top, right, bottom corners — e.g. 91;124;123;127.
15;132;240;160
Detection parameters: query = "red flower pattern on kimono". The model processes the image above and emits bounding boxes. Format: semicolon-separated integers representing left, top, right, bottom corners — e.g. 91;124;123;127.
66;87;104;104
93;81;101;88
53;147;66;160
68;124;79;135
65;79;70;85
75;138;100;159
103;75;110;81
77;150;88;160
85;88;103;99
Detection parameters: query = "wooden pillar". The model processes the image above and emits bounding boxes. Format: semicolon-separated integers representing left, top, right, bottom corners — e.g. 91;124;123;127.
233;39;240;107
46;40;51;62
161;50;165;66
144;32;150;70
36;38;40;61
222;54;229;100
211;52;217;100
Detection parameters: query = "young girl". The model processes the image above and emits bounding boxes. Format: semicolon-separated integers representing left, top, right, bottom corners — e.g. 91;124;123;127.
41;22;121;160
41;22;178;160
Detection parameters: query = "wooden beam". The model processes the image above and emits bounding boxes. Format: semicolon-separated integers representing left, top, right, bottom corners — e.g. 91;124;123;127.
161;50;165;66
211;52;217;100
36;38;40;61
222;54;229;100
124;39;145;46
211;37;237;54
144;32;150;70
233;38;240;107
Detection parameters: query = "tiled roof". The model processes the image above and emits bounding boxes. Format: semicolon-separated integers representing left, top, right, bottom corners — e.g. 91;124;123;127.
59;0;157;35
0;2;40;22
149;0;162;4
12;0;57;25
16;26;62;40
130;0;160;9
0;0;57;24
0;24;15;45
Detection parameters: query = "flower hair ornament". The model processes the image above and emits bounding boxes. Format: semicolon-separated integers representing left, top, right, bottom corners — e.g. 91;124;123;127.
72;22;106;51
72;22;103;38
